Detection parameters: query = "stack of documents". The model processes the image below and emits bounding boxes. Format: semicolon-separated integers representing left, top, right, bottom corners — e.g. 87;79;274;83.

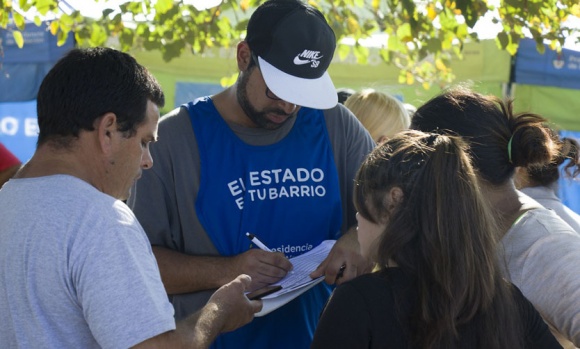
256;240;336;316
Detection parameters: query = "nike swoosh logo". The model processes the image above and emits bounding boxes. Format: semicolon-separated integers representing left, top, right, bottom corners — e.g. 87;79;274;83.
293;56;311;65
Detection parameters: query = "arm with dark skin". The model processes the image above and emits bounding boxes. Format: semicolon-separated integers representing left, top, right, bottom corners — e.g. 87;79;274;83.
153;247;293;294
154;226;368;295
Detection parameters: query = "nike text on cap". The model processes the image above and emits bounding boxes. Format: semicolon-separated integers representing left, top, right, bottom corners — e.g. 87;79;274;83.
246;0;338;110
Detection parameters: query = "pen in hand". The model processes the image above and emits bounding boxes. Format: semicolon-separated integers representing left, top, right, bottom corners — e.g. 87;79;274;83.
335;264;346;282
246;232;272;252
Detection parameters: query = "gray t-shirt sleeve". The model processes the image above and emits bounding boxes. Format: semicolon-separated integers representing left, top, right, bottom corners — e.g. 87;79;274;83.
518;230;580;346
324;104;375;232
129;161;179;248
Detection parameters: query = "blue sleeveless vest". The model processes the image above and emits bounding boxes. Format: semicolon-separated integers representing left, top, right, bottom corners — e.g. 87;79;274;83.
186;98;342;348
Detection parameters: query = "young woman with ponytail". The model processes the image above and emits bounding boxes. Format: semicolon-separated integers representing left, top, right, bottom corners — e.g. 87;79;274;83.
410;87;580;348
311;130;559;348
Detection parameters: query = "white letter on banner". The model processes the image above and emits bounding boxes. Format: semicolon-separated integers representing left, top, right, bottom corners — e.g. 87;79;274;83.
0;117;19;136
24;118;39;137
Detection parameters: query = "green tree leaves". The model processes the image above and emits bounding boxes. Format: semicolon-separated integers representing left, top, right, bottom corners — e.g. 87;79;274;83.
0;0;578;86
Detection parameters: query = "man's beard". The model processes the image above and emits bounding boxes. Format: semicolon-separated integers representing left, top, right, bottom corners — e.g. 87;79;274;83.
236;68;295;130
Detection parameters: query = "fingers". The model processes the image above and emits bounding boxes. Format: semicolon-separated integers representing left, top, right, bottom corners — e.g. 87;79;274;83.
309;255;345;284
250;299;263;313
324;262;346;285
228;274;264;314
209;274;264;334
243;249;293;272
256;251;293;277
335;264;347;282
231;274;263;312
322;263;355;285
309;258;327;279
269;252;294;271
233;274;253;290
335;264;356;285
235;250;293;290
311;236;372;285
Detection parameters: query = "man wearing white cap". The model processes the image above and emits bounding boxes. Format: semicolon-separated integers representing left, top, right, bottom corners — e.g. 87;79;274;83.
128;0;375;347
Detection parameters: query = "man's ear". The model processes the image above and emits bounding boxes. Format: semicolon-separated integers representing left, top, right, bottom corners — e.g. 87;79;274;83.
96;112;117;154
237;41;252;71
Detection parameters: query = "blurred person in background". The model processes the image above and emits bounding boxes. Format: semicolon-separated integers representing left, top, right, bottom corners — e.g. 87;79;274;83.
0;142;21;188
514;134;580;233
336;87;355;104
344;88;410;143
403;102;417;117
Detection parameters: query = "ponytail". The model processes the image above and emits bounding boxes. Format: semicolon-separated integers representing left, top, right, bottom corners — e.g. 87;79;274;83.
354;130;523;348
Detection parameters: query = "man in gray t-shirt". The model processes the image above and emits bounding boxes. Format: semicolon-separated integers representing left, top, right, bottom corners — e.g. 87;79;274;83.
0;47;260;349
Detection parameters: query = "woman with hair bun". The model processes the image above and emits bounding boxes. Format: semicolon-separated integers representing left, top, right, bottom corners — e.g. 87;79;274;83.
411;87;580;348
311;130;560;349
515;135;580;233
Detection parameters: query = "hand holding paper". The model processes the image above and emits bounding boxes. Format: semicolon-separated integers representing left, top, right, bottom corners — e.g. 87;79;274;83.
310;228;373;285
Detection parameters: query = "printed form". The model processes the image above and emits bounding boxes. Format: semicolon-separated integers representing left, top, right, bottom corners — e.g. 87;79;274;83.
263;239;336;299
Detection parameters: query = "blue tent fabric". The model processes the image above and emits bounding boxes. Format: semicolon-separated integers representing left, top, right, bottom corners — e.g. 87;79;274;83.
0;22;74;161
514;39;580;90
0;63;55;103
0;23;74;102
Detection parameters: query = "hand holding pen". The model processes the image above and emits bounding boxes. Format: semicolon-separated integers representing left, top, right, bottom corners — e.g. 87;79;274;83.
232;232;293;290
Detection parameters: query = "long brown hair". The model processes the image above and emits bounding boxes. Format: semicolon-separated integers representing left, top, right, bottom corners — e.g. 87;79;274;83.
354;130;523;348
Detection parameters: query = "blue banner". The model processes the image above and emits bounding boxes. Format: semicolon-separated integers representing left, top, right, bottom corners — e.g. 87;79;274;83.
1;22;73;63
514;39;580;90
174;82;223;107
0;100;38;162
0;22;74;102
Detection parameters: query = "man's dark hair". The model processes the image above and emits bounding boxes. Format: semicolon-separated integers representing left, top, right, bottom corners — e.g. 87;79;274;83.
36;47;164;147
336;88;355;105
